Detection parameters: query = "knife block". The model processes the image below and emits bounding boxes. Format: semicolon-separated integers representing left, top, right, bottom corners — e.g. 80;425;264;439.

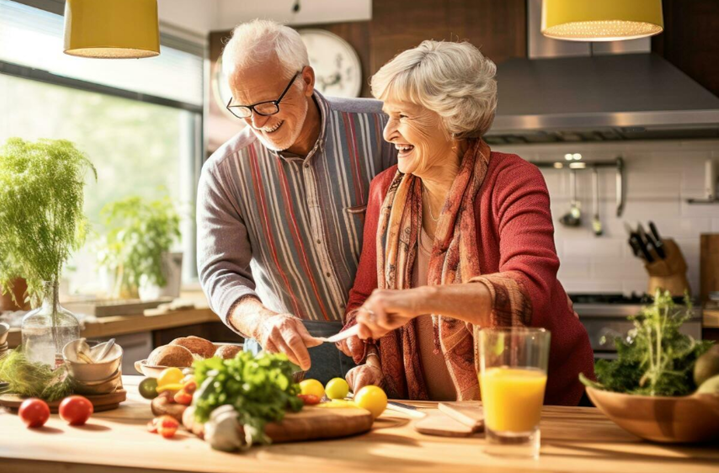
644;238;691;296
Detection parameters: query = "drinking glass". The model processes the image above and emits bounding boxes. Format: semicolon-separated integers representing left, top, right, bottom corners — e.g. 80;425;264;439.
478;327;551;459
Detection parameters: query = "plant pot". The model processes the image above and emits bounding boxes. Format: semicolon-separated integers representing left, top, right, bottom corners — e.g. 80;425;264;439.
0;277;30;311
138;252;183;301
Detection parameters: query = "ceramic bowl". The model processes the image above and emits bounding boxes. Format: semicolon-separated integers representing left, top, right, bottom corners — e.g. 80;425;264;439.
0;322;9;345
134;359;172;378
73;368;122;395
586;386;719;443
63;339;123;382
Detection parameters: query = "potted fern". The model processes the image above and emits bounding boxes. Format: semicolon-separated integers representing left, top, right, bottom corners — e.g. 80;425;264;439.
97;195;181;301
0;138;96;366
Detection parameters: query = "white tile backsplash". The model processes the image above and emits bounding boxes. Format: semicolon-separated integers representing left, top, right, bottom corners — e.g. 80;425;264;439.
495;139;719;296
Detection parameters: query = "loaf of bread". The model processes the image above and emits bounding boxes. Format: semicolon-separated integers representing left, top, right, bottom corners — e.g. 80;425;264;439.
148;345;194;367
214;344;242;360
170;336;216;359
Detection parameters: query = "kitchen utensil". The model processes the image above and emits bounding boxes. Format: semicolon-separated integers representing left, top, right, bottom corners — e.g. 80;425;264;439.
438;402;484;432
63;339;123;382
414;411;477;437
645;238;690;296
257;406;374;443
616;157;625;217
314;324;360;343
387;401;427;419
648;221;666;259
92;338;116;362
591;167;602;236
630;234;654;263
586;387;719;443
559;170;582;227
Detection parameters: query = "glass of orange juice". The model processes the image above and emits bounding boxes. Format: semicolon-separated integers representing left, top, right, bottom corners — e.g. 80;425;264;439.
478;327;550;459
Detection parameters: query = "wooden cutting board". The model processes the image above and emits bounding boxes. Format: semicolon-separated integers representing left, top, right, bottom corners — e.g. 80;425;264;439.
438;401;484;432
265;406;373;443
0;389;127;413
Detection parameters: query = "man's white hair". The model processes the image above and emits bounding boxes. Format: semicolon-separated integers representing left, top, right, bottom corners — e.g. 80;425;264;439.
222;19;308;82
371;40;498;139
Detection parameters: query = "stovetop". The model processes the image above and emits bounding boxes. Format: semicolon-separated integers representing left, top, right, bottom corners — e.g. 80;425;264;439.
569;293;701;319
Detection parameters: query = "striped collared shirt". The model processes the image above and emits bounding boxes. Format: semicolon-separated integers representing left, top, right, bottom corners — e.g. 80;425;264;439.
197;92;397;324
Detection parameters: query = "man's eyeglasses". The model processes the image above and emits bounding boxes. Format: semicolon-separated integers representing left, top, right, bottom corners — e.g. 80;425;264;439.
226;71;301;119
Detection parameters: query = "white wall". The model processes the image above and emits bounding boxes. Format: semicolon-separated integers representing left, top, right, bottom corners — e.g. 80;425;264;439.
494;139;719;296
156;0;372;35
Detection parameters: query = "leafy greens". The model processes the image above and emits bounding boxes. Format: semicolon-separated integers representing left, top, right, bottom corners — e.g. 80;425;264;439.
192;351;303;445
581;289;713;396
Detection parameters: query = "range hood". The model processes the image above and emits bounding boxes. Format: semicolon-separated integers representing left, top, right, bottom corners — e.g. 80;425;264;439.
485;2;719;144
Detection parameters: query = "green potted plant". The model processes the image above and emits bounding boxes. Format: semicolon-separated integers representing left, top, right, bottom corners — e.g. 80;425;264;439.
97;195;181;300
0;138;96;366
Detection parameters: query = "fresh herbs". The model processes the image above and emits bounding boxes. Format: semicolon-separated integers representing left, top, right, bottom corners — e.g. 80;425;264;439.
0;138;96;306
581;289;713;396
0;348;73;401
193;351;303;445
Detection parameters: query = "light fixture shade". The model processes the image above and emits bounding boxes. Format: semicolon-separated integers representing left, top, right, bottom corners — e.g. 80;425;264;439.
541;0;663;42
64;0;160;58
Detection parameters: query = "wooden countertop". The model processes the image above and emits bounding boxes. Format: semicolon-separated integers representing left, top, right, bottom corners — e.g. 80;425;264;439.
0;376;717;473
6;307;219;347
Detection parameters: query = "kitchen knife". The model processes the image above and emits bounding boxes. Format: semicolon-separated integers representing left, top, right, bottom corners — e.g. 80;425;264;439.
648;221;667;259
314;324;360;343
387;401;427;419
630;233;654;263
624;222;640;256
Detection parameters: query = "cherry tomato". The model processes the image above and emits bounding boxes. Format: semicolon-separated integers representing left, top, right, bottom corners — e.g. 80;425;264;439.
156;415;179;438
298;394;321;405
18;398;50;428
59;395;93;426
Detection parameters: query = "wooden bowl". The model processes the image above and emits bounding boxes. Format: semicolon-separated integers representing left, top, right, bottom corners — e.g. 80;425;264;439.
134;359;172;378
586;386;719;443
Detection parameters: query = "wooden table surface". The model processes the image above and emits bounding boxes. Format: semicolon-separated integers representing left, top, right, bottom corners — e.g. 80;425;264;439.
0;377;717;473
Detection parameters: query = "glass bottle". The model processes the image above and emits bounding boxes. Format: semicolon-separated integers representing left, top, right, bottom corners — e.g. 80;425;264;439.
21;280;80;367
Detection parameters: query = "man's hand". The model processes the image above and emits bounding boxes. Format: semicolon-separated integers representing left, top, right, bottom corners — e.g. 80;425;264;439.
228;296;320;371
346;363;383;393
257;314;321;370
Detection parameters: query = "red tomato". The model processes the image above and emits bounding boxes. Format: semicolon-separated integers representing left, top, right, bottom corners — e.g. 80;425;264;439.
59;395;93;426
156;415;179;438
18;398;50;428
298;394;321;405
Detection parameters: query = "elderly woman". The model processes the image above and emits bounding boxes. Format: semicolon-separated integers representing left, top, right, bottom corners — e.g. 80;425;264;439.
338;41;595;405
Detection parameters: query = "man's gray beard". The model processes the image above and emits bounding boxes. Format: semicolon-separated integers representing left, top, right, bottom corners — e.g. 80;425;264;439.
253;98;309;152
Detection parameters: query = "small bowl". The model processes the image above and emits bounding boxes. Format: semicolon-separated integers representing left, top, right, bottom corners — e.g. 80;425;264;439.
587;386;719;443
134;359;174;378
73;369;122;395
63;339;123;382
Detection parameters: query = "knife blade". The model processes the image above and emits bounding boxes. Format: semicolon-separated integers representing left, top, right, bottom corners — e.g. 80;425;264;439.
387;401;427;419
630;233;654;263
314;324;360;344
648;221;666;259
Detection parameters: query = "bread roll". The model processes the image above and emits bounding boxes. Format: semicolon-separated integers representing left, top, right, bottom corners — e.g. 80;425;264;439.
148;345;194;367
214;344;242;360
170;336;216;359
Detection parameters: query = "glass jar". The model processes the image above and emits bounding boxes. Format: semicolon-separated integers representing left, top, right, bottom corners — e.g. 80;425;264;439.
21;280;80;367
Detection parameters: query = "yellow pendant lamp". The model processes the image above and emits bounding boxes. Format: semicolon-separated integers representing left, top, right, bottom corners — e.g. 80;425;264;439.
64;0;160;58
541;0;664;42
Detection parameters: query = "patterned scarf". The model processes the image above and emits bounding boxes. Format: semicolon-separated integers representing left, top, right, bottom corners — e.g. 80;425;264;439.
376;139;491;399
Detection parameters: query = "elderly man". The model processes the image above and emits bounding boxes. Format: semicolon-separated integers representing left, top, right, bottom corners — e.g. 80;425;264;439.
197;19;396;383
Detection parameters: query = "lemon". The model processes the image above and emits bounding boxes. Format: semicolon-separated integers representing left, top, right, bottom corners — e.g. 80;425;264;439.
325;378;349;400
354;385;387;419
157;367;184;387
299;379;325;398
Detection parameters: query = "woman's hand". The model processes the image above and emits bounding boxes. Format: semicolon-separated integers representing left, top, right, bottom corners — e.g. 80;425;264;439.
336;334;366;364
356;287;432;340
346;363;384;393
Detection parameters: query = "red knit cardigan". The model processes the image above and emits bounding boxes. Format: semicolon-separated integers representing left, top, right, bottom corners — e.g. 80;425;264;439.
345;151;595;406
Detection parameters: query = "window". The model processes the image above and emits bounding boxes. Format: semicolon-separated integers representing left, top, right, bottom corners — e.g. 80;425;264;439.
0;0;204;295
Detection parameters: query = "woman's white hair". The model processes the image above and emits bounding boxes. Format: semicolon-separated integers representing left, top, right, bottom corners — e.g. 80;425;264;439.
222;19;308;83
371;40;498;139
